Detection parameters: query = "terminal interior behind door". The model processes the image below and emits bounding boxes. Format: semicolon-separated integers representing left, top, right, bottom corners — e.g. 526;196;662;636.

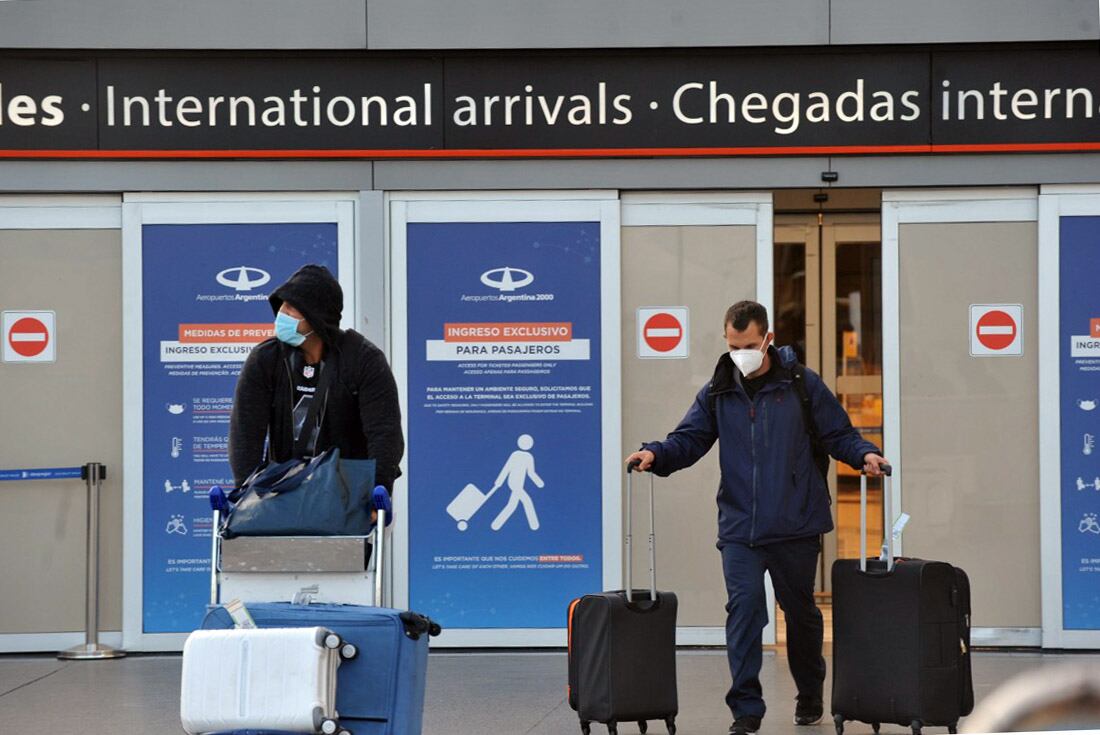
774;189;884;643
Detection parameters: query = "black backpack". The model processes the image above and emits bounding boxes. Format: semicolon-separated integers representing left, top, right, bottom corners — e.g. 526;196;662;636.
790;364;832;486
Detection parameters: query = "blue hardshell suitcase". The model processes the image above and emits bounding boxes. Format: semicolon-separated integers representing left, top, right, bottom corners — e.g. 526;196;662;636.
202;602;437;735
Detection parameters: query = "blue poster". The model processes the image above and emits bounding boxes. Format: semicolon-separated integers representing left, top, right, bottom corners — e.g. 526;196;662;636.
142;222;338;634
406;222;603;629
1059;216;1100;630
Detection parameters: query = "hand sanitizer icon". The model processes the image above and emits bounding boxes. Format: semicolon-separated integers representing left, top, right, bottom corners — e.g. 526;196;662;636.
1085;434;1095;456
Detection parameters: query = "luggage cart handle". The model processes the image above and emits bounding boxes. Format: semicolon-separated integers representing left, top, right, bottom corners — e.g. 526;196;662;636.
860;464;894;574
625;461;657;604
372;485;391;608
207;484;392;608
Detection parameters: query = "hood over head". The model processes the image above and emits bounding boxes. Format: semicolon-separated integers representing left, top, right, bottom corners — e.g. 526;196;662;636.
268;264;343;347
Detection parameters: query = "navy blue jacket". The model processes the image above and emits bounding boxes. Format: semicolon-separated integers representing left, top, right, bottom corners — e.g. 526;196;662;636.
643;346;880;546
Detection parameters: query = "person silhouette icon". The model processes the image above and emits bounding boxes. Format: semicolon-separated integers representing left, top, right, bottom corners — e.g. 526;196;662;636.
490;434;545;531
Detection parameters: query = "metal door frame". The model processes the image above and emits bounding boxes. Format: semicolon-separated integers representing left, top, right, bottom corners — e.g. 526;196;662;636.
120;192;359;652
1039;185;1100;650
622;191;777;646
883;187;1042;649
0;195;123;654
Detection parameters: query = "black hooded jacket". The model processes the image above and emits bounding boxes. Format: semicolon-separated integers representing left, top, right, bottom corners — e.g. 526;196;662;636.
228;264;404;491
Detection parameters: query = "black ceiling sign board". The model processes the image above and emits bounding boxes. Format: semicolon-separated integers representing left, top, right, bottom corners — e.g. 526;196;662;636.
0;46;1099;158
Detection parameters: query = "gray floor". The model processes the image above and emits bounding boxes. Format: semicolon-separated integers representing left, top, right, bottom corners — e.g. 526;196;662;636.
0;648;1097;734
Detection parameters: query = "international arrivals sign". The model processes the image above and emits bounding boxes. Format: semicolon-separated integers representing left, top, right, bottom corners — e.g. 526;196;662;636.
3;46;1100;158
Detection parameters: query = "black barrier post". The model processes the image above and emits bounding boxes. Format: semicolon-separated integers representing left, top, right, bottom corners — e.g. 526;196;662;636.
58;462;126;660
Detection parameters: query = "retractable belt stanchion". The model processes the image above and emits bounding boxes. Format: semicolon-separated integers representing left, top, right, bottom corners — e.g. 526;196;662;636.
59;462;126;660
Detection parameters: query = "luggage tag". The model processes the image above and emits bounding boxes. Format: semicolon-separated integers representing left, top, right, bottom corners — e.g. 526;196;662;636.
225;598;257;629
293;585;320;606
891;512;911;542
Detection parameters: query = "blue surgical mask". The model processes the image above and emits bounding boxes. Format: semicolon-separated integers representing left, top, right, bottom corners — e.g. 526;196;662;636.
275;312;312;347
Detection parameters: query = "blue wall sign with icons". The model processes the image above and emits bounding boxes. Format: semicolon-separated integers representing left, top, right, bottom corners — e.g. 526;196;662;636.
141;223;338;634
406;222;603;629
1059;215;1100;630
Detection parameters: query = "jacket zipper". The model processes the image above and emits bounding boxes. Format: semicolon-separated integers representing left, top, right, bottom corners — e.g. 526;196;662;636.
749;401;758;546
284;357;294;404
284;357;295;450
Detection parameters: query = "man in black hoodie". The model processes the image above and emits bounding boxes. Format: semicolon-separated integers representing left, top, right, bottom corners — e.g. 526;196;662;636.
228;264;404;495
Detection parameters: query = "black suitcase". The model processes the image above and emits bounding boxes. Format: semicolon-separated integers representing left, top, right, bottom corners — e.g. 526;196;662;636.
567;462;678;735
831;468;974;735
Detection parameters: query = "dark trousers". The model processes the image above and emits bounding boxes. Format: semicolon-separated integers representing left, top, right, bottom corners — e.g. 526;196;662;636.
720;536;826;719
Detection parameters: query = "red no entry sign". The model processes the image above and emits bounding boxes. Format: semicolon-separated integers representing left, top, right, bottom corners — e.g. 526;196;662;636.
2;311;57;363
970;304;1023;357
643;312;683;352
638;307;690;359
975;310;1017;350
8;317;50;357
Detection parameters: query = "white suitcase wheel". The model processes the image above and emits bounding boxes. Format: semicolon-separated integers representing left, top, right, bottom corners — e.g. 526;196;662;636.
321;718;340;735
323;632;343;650
338;730;353;735
340;642;359;660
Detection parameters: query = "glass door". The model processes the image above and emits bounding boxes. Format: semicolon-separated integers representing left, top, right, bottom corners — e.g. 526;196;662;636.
823;219;884;569
774;212;883;598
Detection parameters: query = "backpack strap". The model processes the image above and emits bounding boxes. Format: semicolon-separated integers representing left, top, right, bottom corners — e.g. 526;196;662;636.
791;364;832;486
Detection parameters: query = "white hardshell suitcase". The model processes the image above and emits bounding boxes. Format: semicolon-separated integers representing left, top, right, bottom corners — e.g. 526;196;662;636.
180;625;357;735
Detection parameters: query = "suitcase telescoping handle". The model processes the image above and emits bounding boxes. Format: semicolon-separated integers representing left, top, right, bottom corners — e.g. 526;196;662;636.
860;464;894;574
625;460;657;604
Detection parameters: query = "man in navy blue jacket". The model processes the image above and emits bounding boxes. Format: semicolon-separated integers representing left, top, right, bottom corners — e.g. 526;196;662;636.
627;300;888;735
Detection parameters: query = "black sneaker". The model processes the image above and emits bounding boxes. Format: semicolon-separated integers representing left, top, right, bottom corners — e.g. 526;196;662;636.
729;715;762;734
793;698;823;726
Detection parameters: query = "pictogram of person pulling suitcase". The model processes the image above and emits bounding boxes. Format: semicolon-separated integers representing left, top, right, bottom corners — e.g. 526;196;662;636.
445;434;545;531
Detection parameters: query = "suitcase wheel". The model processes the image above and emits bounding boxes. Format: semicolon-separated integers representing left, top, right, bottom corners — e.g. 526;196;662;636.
872;723;880;734
833;714;844;735
579;720;591;735
665;716;676;735
338;730;353;735
320;719;340;735
949;724;958;735
339;642;359;660
910;719;923;735
638;721;648;734
607;721;618;735
322;632;343;650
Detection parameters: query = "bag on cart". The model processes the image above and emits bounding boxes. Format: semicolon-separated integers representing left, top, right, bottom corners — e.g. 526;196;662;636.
201;603;439;735
567;462;678;735
221;449;377;538
831;467;973;735
180;625;354;735
198;489;439;735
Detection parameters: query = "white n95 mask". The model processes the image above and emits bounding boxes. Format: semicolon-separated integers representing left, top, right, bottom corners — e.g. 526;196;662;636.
729;337;771;377
729;349;763;377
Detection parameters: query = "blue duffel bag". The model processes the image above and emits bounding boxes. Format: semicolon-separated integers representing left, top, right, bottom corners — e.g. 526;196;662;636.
202;602;440;735
220;449;377;538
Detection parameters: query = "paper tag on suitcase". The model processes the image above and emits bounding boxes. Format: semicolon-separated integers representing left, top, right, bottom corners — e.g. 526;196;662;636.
225;598;257;629
891;512;911;541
